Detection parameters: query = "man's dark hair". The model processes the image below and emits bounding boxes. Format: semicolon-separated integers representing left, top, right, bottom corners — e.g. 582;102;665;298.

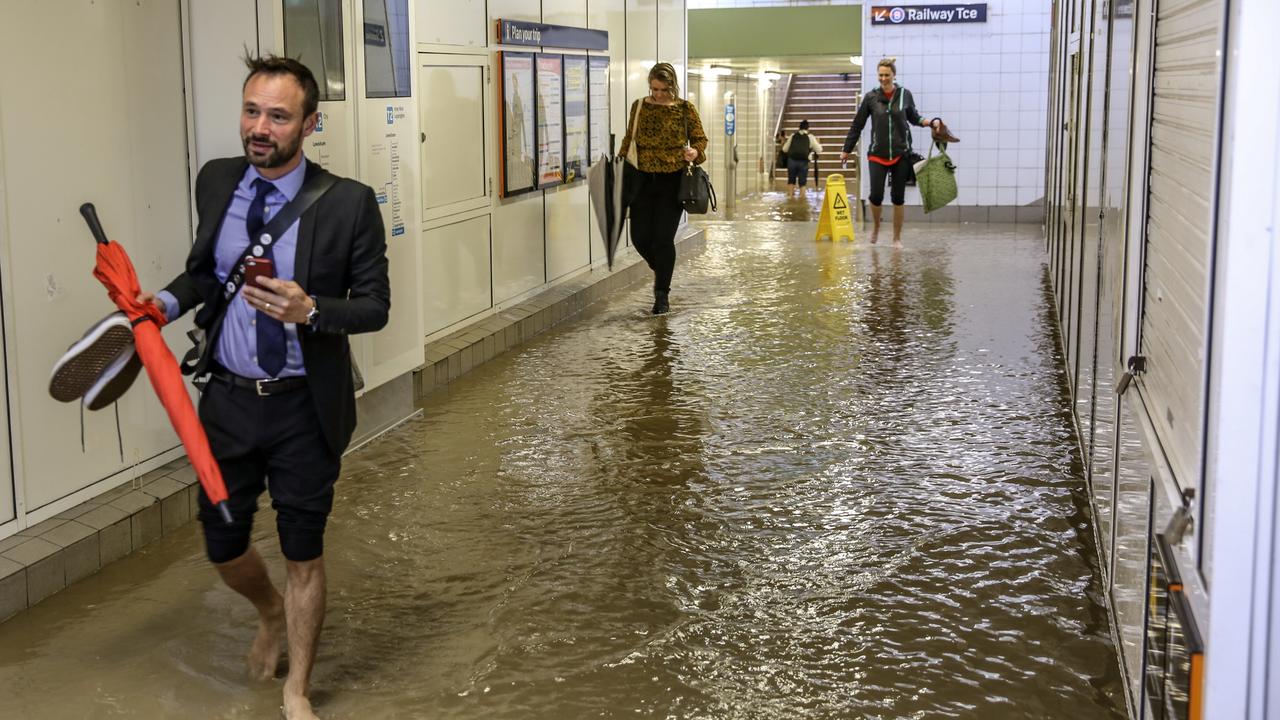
799;119;810;130
243;53;320;117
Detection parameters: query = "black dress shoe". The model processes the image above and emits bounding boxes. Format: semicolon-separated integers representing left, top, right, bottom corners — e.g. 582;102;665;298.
652;291;670;315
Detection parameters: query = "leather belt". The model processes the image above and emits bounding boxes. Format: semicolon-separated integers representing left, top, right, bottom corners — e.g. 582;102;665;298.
211;370;308;397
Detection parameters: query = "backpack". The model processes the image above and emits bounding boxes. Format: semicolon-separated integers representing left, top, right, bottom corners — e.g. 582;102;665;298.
787;132;811;161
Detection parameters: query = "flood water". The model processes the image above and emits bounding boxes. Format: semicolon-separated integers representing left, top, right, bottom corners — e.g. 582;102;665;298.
0;196;1127;718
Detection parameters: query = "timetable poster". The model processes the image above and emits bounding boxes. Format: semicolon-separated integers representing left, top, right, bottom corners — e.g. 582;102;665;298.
535;53;565;188
500;52;537;196
562;55;590;183
588;56;610;161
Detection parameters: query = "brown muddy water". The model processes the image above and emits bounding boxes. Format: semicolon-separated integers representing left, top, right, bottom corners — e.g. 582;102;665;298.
0;201;1127;719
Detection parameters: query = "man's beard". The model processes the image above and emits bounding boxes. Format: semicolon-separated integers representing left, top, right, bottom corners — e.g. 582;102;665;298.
242;130;302;169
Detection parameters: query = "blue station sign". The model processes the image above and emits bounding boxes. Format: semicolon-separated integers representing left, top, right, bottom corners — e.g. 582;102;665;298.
725;103;736;136
496;19;609;51
870;4;988;25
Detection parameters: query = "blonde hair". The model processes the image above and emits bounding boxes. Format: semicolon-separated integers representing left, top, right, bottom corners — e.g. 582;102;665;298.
877;57;897;75
648;62;680;99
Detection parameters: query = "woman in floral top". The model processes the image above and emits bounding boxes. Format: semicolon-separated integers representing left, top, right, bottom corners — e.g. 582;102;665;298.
619;63;708;314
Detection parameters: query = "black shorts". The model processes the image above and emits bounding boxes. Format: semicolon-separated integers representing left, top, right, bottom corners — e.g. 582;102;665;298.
196;374;340;563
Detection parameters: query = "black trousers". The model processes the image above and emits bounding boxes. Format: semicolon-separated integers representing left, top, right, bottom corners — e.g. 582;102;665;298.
196;376;341;563
867;159;908;206
628;169;685;293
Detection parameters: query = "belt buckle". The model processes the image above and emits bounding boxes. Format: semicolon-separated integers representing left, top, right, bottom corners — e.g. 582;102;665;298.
255;379;272;396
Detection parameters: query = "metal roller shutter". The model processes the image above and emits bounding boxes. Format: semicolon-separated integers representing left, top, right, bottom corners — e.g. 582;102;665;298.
1139;0;1223;489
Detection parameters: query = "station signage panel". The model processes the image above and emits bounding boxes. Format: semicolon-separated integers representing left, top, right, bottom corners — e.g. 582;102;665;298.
870;4;987;25
496;19;608;51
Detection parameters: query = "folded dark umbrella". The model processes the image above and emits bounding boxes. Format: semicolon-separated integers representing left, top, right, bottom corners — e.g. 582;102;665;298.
588;154;628;269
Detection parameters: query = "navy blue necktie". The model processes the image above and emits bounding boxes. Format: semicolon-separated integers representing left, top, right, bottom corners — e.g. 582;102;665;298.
246;179;286;376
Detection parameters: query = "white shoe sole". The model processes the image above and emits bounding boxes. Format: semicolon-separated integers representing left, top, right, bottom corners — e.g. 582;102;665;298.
83;344;143;411
49;313;135;403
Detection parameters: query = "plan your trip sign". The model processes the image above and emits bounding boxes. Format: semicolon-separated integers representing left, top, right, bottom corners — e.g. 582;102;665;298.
870;3;987;24
496;19;608;51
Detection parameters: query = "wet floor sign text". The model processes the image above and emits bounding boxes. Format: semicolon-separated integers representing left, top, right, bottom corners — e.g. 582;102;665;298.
816;173;855;242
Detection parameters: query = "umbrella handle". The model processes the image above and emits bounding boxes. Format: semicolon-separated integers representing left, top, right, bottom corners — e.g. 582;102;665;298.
215;501;233;525
79;203;110;245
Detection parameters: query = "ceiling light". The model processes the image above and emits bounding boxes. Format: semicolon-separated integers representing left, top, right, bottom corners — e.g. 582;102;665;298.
849;55;862;65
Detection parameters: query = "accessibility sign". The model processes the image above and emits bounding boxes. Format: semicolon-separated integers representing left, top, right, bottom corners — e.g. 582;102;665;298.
816;173;855;243
870;4;987;25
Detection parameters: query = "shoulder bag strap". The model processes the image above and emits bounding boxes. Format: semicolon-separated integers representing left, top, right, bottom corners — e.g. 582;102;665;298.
625;100;643;163
221;172;339;302
682;101;694;168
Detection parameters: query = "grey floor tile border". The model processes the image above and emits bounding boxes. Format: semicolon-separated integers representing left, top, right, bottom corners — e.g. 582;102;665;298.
0;229;708;626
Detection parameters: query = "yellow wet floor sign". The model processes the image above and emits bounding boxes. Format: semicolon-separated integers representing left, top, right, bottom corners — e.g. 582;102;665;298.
816;173;855;242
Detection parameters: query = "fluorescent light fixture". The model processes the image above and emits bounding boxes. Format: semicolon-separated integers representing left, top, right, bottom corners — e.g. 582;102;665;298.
746;72;781;81
707;66;733;76
849;55;862;65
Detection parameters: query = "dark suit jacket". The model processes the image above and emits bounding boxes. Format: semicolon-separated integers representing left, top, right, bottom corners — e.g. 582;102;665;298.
164;157;390;454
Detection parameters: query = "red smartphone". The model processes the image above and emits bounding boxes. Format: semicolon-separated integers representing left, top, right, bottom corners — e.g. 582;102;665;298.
243;257;275;289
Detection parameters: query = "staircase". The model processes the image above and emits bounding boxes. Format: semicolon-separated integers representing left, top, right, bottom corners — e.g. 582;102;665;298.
775;73;862;188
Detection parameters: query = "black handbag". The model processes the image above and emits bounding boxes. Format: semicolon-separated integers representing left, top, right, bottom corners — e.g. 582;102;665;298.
901;149;924;186
678;102;716;214
679;164;716;214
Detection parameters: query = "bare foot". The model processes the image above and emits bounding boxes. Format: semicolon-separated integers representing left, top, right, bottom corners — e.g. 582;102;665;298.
283;691;320;720
870;227;880;244
249;601;285;681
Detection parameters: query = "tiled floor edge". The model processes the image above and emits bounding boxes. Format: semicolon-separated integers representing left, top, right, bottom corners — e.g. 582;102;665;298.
0;228;709;626
0;458;200;624
413;229;709;402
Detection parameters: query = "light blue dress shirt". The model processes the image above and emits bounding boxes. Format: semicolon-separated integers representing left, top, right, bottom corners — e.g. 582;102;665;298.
159;158;308;379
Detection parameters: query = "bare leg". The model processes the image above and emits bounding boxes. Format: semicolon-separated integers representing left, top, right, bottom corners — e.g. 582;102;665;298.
282;557;326;720
214;546;286;682
893;205;905;244
871;204;882;243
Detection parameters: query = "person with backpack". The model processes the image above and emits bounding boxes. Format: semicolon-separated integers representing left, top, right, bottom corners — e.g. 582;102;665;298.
782;120;822;195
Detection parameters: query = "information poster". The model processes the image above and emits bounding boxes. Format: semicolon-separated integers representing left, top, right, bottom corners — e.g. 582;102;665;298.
369;103;408;237
587;56;610;161
562;55;590;183
500;52;537;196
535;53;565;188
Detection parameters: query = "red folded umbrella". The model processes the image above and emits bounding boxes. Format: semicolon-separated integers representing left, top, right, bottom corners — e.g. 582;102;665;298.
80;203;233;523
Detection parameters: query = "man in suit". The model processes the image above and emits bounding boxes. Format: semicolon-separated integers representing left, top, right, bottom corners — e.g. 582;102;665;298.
140;55;389;720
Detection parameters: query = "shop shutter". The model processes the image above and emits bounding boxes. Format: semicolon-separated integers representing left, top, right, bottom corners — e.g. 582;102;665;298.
1139;0;1223;488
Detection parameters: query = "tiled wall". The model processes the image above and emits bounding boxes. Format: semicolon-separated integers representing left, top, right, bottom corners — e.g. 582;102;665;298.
860;1;1050;214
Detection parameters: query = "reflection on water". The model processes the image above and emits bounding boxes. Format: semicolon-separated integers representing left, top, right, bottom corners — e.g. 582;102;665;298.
0;218;1125;718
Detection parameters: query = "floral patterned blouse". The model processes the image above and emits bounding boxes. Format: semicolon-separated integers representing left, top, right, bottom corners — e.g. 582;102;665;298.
619;98;709;173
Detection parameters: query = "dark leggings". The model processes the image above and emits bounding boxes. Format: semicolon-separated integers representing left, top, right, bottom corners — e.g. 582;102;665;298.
867;159;908;206
629;169;684;293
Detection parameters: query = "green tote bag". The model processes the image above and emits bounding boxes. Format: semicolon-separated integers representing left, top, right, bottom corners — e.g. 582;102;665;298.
914;141;958;213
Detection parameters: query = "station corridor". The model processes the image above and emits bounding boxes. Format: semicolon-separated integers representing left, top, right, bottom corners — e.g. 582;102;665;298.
0;205;1126;718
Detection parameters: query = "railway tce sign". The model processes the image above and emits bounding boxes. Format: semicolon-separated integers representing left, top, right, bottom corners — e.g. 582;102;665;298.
870;4;988;25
